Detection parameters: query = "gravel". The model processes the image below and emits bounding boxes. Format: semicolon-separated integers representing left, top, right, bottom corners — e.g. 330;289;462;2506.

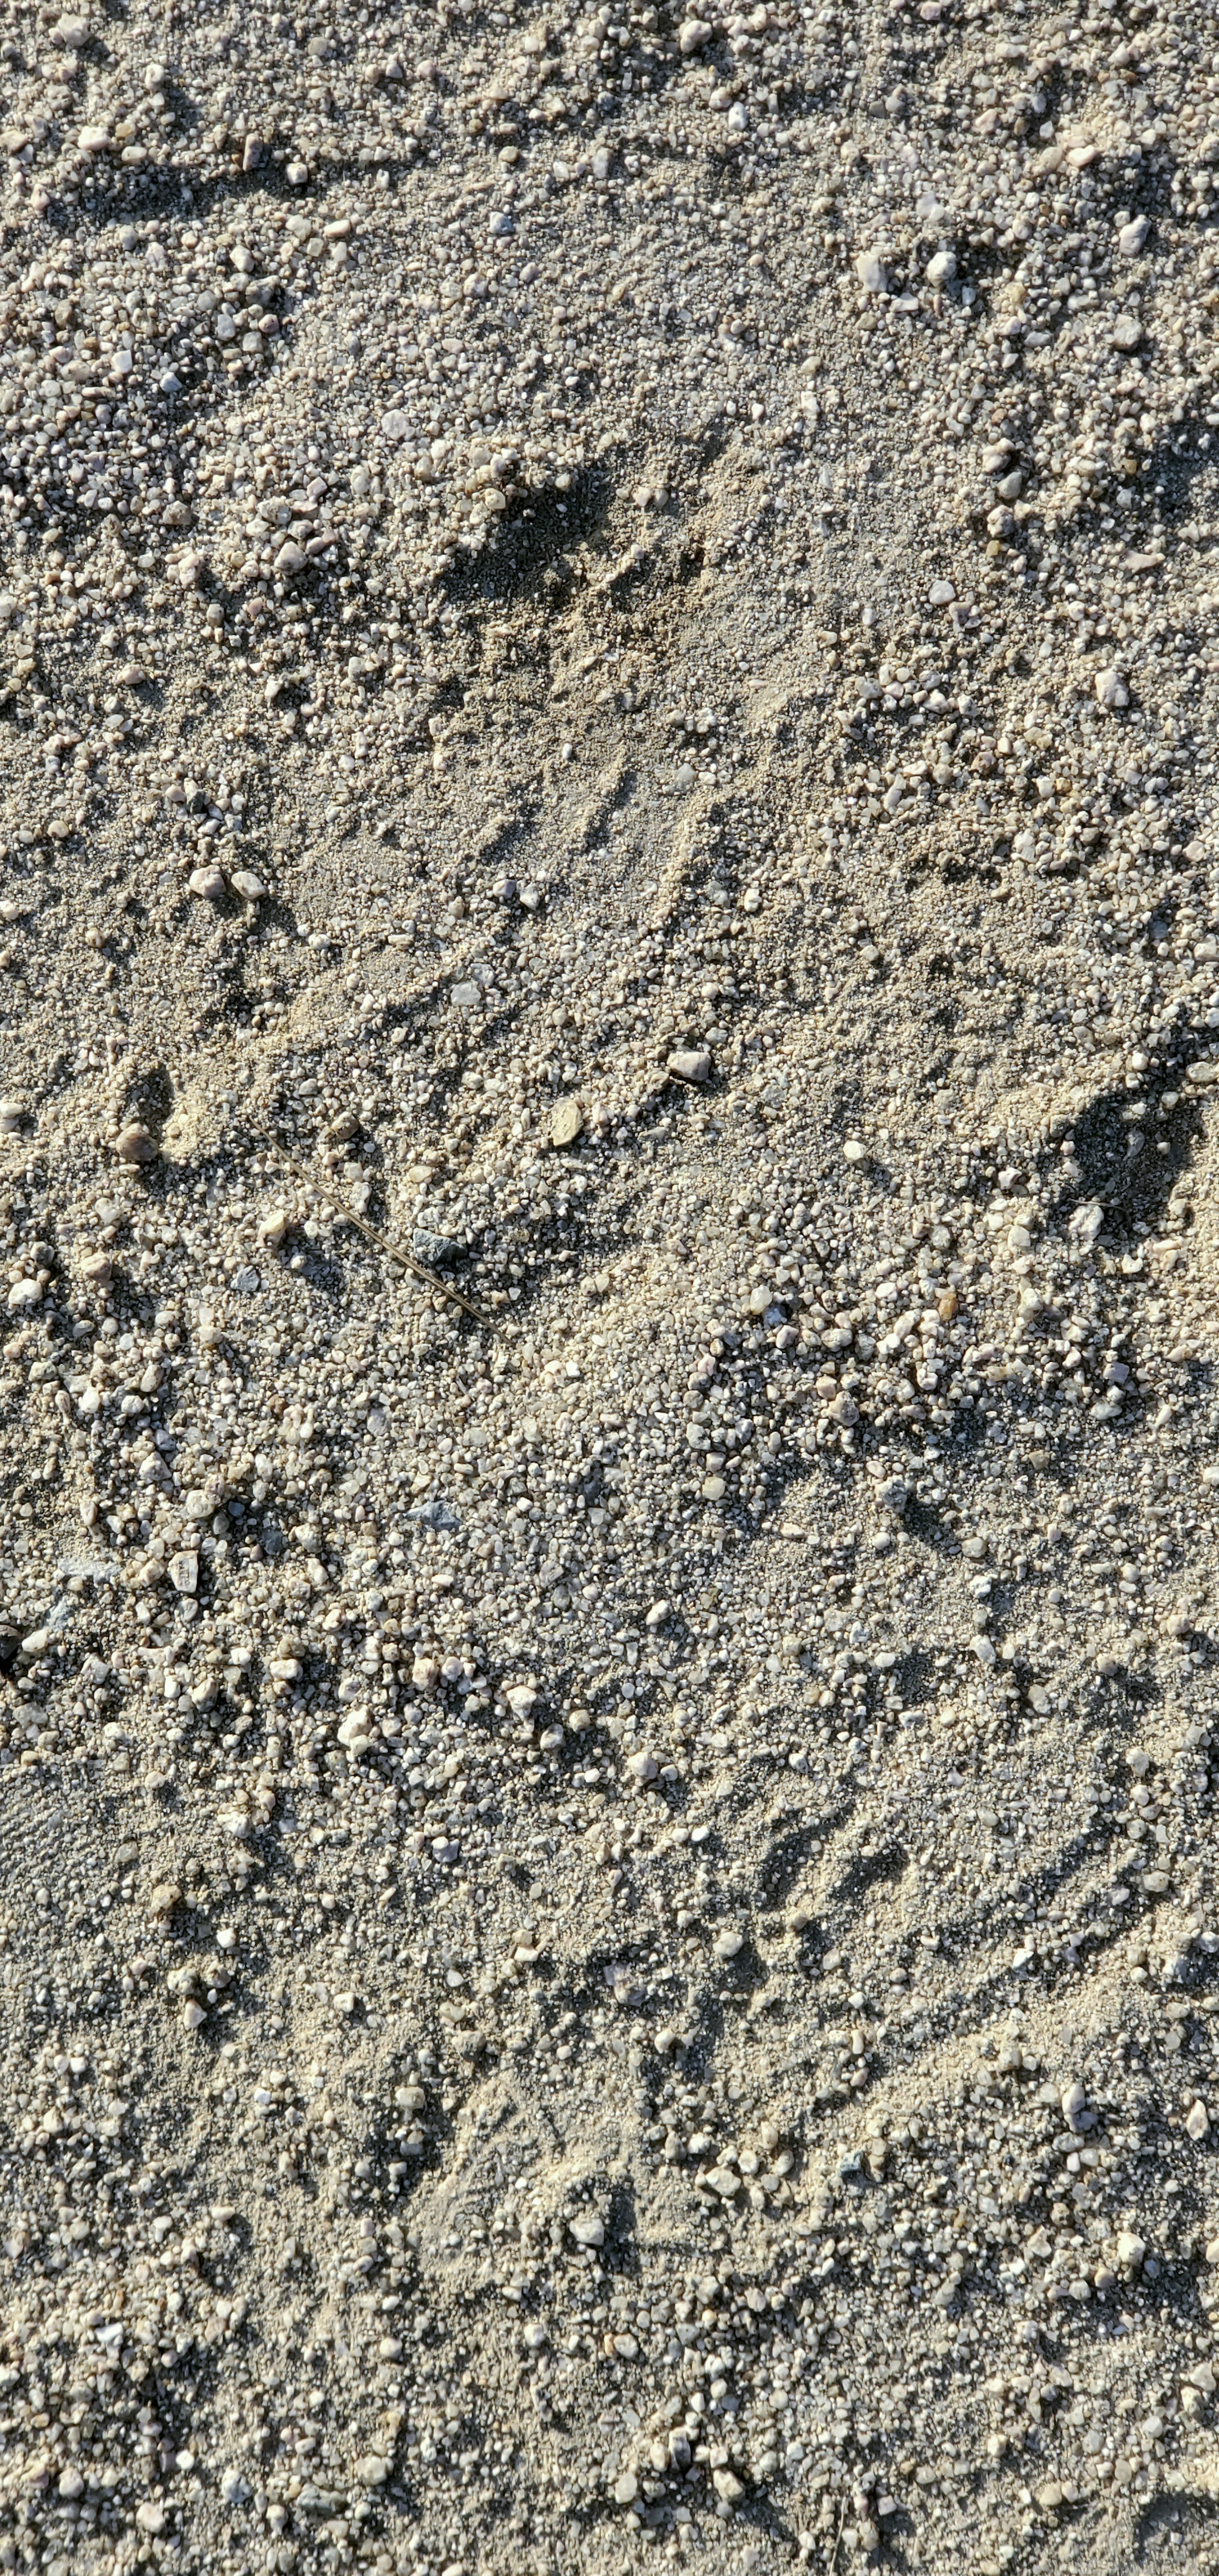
1;1;1219;2573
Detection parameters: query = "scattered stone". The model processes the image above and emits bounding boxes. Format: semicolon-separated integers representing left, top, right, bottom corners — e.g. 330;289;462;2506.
550;1097;584;1148
188;865;228;903
116;1122;156;1165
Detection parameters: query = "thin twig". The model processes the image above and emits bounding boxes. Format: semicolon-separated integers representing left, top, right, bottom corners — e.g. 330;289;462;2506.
276;1152;496;1331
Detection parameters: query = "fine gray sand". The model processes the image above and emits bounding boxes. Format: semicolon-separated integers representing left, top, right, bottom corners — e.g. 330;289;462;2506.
1;2;1218;2573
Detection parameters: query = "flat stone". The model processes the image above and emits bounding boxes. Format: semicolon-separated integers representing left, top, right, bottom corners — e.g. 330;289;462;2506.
550;1096;584;1148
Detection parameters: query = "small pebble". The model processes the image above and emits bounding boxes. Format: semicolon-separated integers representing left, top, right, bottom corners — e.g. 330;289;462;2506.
188;865;228;903
550;1097;584;1148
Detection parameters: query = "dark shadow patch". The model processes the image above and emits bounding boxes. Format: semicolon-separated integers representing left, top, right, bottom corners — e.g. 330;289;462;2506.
827;1840;906;1908
941;853;1002;888
757;1819;832;1910
890;1644;937;1707
902;1495;956;1553
1037;1050;1207;1240
1135;391;1219;537
437;466;614;609
121;1061;175;1147
1134;2488;1219;2564
601;2169;640;2276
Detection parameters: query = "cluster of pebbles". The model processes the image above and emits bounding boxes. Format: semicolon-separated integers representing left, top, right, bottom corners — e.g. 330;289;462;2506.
4;0;1219;2573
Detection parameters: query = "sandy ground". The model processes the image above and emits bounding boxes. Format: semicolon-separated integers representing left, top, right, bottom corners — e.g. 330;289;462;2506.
1;2;1219;2574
